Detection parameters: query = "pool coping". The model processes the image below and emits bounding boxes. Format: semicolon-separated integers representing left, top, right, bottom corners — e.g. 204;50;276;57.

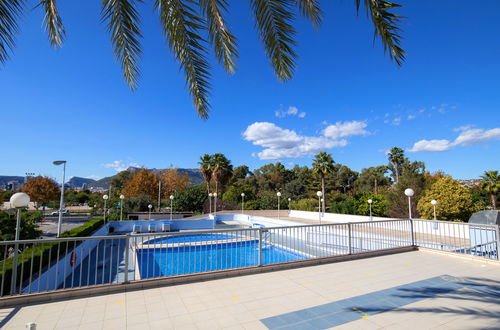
0;246;417;308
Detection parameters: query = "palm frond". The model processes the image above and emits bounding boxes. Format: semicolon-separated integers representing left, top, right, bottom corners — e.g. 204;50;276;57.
38;0;65;48
356;0;406;66
295;0;321;28
199;0;238;74
101;0;143;90
251;0;297;82
156;0;211;119
0;0;25;64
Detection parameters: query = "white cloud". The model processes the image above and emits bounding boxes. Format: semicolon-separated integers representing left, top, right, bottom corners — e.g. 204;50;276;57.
275;106;306;119
407;115;416;120
322;121;369;139
408;127;500;152
243;121;367;160
103;160;139;172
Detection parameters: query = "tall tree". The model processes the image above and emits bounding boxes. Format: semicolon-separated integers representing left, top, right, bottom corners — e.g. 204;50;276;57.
211;153;233;194
480;170;500;210
1;1;405;118
312;152;335;213
160;169;190;197
199;154;214;195
122;168;159;200
387;147;405;184
22;176;60;209
355;166;390;194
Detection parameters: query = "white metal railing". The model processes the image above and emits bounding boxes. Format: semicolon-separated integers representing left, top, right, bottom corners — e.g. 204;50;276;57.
0;219;497;299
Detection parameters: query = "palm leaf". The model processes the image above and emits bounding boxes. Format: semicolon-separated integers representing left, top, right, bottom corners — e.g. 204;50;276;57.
356;0;406;66
156;0;211;119
38;0;65;48
251;0;297;82
0;0;25;64
295;0;321;28
199;0;238;74
101;0;143;90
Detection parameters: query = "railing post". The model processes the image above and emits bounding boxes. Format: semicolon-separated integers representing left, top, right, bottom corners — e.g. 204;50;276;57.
495;225;500;261
124;235;130;283
258;228;263;266
410;219;415;247
10;242;19;295
348;223;352;255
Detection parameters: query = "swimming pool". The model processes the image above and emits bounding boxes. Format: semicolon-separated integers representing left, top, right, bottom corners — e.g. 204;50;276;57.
143;233;237;244
136;240;307;278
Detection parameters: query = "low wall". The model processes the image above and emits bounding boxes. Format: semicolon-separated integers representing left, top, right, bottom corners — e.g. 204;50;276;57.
289;210;397;223
108;219;215;232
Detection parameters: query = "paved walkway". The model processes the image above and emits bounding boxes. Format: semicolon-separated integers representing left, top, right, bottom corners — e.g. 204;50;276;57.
1;251;499;329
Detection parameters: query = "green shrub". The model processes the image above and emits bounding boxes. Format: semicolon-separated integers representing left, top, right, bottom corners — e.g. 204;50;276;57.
289;198;318;211
0;217;104;296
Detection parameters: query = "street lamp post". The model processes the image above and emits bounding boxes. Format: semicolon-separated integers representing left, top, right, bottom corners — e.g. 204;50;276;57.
213;192;218;216
277;191;282;219
404;188;415;219
53;160;67;237
170;195;174;220
119;195;125;221
316;191;322;223
368;199;373;221
148;204;152;220
241;193;245;214
208;193;213;214
9;192;30;295
431;200;438;220
158;180;162;211
103;194;109;223
288;198;291;213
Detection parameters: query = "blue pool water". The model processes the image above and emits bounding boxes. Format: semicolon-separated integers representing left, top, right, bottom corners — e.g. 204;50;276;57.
144;233;237;244
137;240;307;278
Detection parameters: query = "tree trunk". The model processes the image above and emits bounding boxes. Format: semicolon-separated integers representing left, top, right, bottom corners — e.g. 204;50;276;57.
492;193;497;210
393;163;399;184
374;179;378;195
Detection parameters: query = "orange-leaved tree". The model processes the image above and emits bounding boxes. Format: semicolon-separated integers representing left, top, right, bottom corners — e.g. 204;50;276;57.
160;169;190;198
22;176;60;209
122;168;159;200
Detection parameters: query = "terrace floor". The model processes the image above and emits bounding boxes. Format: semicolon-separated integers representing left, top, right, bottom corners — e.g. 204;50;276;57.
1;251;499;329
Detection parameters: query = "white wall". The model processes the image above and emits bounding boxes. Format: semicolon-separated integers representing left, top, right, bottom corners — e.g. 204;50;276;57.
289;210;398;223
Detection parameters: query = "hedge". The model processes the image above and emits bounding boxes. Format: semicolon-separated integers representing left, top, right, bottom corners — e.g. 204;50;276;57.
0;217;105;296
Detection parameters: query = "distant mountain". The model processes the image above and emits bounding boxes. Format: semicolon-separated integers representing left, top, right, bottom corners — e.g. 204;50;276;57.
0;176;25;186
87;167;204;189
67;177;96;189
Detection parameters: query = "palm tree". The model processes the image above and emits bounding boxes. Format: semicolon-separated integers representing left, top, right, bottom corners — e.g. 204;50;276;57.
199;154;214;195
312;152;335;214
211;153;233;195
1;0;405;118
480;170;500;210
387;147;405;184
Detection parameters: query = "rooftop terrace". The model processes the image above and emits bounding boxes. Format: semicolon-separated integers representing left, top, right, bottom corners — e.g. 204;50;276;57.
1;250;499;329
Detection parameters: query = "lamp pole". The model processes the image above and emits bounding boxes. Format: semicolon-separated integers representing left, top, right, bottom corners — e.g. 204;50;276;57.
148;204;152;220
53;160;67;237
241;193;245;214
404;188;415;219
368;199;373;221
316;191;322;223
170;195;174;220
208;193;212;214
103;194;109;223
288;198;291;213
277;191;281;220
10;193;30;294
120;195;125;221
431;200;437;220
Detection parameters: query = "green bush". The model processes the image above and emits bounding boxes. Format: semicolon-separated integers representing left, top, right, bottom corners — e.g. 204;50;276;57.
289;198;318;211
0;217;104;296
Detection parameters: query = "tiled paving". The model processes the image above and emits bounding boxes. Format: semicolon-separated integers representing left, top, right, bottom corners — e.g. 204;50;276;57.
1;251;499;329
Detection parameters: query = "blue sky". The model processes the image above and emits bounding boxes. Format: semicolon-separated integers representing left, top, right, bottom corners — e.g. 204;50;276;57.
1;0;499;181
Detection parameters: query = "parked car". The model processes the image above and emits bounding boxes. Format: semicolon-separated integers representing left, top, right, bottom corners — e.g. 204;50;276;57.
50;210;69;216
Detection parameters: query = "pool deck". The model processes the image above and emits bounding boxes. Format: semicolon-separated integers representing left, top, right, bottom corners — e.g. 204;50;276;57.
1;250;499;329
